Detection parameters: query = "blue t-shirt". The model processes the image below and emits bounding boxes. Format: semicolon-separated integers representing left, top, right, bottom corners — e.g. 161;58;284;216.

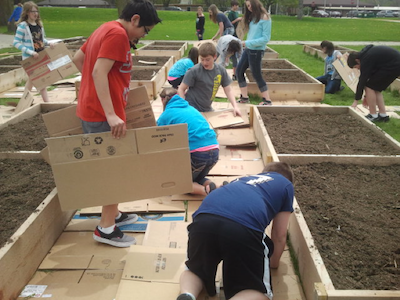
193;172;294;232
216;12;233;30
168;58;194;78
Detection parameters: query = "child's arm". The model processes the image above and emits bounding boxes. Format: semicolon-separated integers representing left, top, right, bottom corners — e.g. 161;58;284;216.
178;82;189;99
73;49;85;73
223;85;242;117
270;211;291;269
13;23;35;57
92;58;126;139
212;22;224;41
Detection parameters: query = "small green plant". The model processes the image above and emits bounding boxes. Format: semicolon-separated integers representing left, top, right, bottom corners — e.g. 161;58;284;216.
16;80;26;87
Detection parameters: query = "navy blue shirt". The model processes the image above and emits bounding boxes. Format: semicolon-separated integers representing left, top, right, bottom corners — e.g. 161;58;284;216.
193;172;294;232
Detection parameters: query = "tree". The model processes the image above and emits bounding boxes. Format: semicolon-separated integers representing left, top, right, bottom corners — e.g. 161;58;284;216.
297;0;303;19
0;0;14;26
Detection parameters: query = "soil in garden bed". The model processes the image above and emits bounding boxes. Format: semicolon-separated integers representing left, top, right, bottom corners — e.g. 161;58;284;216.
0;114;49;151
0;56;22;65
131;68;161;80
309;45;353;51
143;46;182;50
261;60;296;69
261;112;400;155
132;56;171;66
292;162;400;290
0;158;55;248
152;42;185;46
0;66;21;73
247;70;314;83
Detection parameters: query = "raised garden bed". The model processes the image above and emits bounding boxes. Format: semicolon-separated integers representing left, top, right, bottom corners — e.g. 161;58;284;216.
245;69;324;101
263;47;279;59
257;106;400;156
132;55;174;79
303;44;355;59
151;41;188;51
389;77;400;93
0;65;26;94
261;59;297;69
0;55;22;65
135;41;186;61
130;66;166;100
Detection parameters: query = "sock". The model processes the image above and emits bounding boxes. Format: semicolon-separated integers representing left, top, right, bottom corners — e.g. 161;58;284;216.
116;212;122;219
379;113;388;117
98;225;115;234
371;114;378;118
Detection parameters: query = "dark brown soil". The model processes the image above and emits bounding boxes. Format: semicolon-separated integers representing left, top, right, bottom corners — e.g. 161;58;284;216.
0;56;22;65
152;42;185;46
247;70;314;83
261;112;400;155
143;46;182;50
0;158;55;248
132;56;171;66
292;162;400;290
0;66;21;73
0;115;49;151
261;60;296;69
131;68;162;80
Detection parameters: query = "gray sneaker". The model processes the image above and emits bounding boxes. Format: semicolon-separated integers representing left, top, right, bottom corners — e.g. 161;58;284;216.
93;226;136;247
115;212;139;227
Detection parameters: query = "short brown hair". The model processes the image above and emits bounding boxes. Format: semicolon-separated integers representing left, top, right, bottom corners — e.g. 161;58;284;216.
263;162;294;183
199;42;217;57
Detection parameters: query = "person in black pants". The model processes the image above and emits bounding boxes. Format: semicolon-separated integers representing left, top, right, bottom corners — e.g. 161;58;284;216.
348;45;400;123
195;6;205;40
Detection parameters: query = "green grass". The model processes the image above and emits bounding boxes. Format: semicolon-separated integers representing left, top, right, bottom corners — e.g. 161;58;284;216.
1;8;400;41
0;98;18;106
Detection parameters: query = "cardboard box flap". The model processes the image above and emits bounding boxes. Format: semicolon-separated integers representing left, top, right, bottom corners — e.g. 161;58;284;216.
135;124;189;154
217;128;256;146
45;129;138;164
42;104;82;137
122;246;187;283
333;54;360;93
125;86;156;129
202;109;244;129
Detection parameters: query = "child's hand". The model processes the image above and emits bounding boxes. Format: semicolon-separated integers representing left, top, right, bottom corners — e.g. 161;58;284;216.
32;52;39;59
49;43;56;49
233;107;242;117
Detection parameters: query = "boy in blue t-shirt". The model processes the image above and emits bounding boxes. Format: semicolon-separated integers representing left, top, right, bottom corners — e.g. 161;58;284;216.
176;162;295;300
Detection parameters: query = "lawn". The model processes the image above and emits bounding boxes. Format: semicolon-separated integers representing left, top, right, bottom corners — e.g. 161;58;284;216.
1;7;400;41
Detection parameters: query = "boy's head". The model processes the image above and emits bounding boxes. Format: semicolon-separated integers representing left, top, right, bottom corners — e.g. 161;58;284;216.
199;42;217;70
347;52;361;69
231;0;239;9
119;0;161;45
227;40;241;56
263;162;294;183
320;40;334;55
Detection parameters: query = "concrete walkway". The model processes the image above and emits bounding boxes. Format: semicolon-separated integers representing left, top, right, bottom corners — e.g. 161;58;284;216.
2;33;400;49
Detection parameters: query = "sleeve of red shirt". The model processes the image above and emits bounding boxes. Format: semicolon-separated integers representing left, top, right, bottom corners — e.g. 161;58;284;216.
97;28;130;63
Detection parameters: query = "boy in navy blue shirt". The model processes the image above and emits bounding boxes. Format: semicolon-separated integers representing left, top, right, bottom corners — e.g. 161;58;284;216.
177;162;295;300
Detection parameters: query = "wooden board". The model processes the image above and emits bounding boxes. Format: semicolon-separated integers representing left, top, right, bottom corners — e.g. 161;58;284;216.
0;67;27;93
135;41;186;61
130;65;166;100
0;188;75;300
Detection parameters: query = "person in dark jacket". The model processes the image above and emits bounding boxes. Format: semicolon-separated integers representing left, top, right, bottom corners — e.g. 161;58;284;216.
347;45;400;123
195;6;205;40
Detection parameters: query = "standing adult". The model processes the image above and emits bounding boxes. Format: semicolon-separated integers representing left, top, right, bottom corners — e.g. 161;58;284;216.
8;3;23;32
13;1;54;103
208;4;234;41
176;162;295;300
72;0;161;247
347;45;400;123
227;0;242;38
195;6;205;41
235;0;272;106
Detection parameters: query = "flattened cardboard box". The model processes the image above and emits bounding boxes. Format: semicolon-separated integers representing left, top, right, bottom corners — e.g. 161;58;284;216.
333;55;360;93
41;86;156;163
45;124;192;210
21;42;79;91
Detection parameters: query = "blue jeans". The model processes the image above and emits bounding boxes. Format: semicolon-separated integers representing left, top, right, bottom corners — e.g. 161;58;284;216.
316;74;341;94
81;120;110;134
223;27;234;36
236;48;268;93
191;149;219;185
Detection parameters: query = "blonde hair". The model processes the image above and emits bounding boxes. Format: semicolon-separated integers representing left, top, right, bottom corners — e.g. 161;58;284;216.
208;4;221;23
197;6;203;17
18;1;43;26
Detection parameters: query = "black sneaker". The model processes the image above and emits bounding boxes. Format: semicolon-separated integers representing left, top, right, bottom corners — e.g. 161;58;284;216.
93;226;136;247
237;94;249;104
176;293;195;300
376;115;390;122
365;114;379;122
232;74;237;81
115;212;138;227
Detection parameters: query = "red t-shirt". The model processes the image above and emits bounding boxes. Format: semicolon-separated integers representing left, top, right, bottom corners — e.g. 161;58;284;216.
77;21;132;122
